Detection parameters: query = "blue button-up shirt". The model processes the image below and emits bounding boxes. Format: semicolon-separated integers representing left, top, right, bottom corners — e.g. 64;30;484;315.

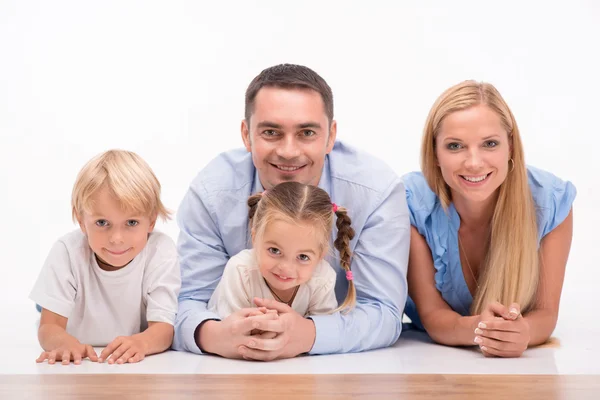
173;140;410;355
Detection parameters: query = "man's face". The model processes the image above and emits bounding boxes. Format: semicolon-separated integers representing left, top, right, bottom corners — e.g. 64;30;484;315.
241;87;336;189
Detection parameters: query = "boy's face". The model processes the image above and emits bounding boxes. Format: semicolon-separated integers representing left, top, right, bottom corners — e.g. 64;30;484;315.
78;186;156;269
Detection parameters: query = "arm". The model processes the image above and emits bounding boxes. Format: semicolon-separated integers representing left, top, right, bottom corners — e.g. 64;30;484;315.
477;209;574;355
307;179;410;353
408;226;480;346
37;309;98;364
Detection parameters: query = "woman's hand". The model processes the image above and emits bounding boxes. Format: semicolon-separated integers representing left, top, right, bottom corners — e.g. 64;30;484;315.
475;302;530;358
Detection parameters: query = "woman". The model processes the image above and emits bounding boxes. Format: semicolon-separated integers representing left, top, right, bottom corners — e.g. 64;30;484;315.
404;81;576;357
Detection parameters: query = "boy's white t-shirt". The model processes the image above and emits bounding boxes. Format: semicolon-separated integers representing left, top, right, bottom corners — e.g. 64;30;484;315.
208;249;338;318
29;230;181;346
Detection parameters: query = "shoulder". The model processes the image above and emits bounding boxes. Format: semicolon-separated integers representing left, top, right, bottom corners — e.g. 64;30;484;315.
328;141;400;194
189;148;255;195
309;259;337;288
401;171;445;232
527;166;577;238
54;230;93;264
142;231;178;269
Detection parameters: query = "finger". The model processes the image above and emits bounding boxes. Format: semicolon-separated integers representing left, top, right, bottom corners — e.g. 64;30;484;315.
474;335;524;354
485;302;510;319
36;352;49;363
238;307;269;318
48;350;57;365
99;338;122;363
507;303;521;320
73;351;83;365
254;330;278;340
238;345;278;361
250;317;285;334
61;350;71;365
231;312;279;335
476;327;522;343
128;352;144;364
253;297;292;313
117;349;135;364
85;345;99;362
108;343;128;364
479;345;523;358
477;319;522;333
245;333;285;351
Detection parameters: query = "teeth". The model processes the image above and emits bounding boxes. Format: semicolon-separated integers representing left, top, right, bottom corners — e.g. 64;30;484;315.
463;174;487;182
276;165;301;171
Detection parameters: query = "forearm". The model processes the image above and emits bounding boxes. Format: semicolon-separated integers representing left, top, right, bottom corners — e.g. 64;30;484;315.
523;309;558;346
173;298;220;353
310;301;402;354
136;322;174;355
422;310;479;346
38;324;79;350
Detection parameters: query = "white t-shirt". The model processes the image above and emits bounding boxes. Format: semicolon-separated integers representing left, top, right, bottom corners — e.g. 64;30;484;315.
208;249;338;318
29;230;181;346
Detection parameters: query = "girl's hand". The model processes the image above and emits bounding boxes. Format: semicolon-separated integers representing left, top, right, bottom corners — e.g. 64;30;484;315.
99;335;149;364
36;342;98;365
475;303;530;358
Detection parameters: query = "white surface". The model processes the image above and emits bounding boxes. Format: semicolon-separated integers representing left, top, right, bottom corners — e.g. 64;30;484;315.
2;305;599;375
1;1;599;375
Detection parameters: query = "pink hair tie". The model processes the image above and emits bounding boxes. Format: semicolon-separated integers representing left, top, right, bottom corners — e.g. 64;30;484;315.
346;271;353;281
332;203;338;213
262;190;268;196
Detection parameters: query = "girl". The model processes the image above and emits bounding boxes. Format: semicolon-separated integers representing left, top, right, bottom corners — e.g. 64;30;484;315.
208;181;356;317
404;81;576;357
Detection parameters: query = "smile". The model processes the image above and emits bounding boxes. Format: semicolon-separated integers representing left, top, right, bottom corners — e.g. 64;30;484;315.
273;273;295;281
105;248;131;256
459;172;492;184
271;163;305;172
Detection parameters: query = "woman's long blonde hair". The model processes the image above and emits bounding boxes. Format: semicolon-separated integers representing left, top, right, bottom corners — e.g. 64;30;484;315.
421;81;539;315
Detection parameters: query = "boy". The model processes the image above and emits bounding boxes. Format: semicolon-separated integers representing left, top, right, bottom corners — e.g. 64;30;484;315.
30;150;180;365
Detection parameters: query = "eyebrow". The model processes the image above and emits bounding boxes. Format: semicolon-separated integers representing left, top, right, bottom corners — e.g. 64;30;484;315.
443;135;501;142
256;121;322;130
264;241;316;255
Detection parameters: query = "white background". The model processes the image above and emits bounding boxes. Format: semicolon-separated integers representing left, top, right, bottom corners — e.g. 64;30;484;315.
0;0;598;347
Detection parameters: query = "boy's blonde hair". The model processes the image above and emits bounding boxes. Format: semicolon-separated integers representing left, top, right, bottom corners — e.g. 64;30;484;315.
71;150;171;222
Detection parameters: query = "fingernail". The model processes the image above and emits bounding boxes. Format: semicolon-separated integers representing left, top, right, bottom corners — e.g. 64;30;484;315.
98;358;103;363
509;308;519;316
474;336;483;344
481;346;488;351
474;328;483;334
478;322;487;329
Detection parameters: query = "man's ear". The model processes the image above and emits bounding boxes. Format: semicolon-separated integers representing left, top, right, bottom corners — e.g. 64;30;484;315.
241;119;252;152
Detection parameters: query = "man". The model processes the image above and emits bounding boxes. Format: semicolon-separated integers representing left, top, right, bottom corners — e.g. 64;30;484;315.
173;64;409;360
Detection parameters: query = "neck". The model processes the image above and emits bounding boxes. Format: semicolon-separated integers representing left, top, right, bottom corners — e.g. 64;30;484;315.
452;190;498;232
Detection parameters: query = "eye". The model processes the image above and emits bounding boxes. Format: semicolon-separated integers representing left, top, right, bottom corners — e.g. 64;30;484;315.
446;142;462;151
126;220;139;227
298;254;311;262
267;247;281;255
484;140;498;148
301;130;316;137
262;130;279;137
95;219;108;227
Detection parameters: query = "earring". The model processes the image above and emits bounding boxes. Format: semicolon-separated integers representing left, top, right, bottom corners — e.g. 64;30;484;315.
509;158;515;173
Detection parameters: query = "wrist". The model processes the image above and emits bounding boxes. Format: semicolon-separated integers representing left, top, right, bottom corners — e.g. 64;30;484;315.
196;319;221;354
301;317;316;354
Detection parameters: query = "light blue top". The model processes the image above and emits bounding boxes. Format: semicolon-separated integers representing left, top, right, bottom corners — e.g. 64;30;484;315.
403;166;576;329
173;141;410;355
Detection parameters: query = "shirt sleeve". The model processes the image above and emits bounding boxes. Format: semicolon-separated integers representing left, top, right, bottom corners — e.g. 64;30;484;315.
309;177;409;354
207;255;253;318
172;181;230;354
144;235;181;325
29;240;77;318
307;263;339;316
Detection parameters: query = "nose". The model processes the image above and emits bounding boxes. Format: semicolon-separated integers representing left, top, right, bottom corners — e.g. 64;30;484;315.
275;135;301;160
109;228;124;245
278;260;295;276
464;148;484;170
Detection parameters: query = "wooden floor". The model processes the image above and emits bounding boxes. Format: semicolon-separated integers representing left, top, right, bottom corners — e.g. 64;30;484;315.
1;374;598;399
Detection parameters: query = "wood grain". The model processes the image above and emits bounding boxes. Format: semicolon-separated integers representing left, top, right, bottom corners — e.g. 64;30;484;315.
1;374;598;399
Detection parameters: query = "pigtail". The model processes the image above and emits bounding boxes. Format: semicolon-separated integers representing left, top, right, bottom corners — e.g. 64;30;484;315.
333;206;356;313
247;192;264;221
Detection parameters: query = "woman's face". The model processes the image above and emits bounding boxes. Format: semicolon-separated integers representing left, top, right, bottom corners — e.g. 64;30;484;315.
435;104;512;206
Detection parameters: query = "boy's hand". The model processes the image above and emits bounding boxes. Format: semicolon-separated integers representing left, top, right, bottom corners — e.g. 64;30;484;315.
36;342;98;365
99;335;149;364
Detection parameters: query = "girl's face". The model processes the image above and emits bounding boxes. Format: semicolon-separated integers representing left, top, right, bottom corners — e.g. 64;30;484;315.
435;104;512;207
254;218;324;298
